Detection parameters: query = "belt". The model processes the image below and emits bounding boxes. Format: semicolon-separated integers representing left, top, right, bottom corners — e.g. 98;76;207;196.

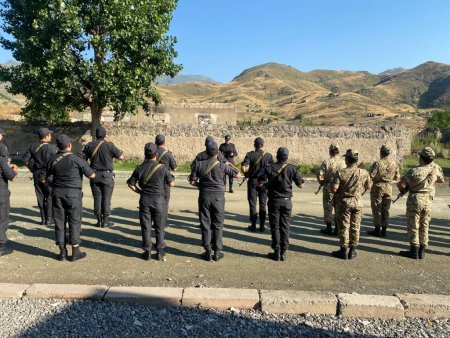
409;191;428;194
95;169;112;172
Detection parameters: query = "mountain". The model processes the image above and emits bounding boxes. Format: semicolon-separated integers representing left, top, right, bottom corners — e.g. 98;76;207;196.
155;74;218;85
379;67;407;76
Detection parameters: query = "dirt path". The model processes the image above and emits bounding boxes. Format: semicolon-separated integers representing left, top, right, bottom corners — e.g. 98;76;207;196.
1;175;449;295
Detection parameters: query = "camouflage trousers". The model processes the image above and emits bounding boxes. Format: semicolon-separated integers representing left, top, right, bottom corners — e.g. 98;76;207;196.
370;187;392;228
322;185;336;224
406;193;432;247
336;202;362;247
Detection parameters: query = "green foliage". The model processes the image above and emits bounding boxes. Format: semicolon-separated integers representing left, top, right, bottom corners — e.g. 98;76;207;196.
114;159;191;172
426;110;450;131
293;113;304;121
411;135;450;159
298;163;320;175
0;0;182;126
269;111;278;116
401;156;450;177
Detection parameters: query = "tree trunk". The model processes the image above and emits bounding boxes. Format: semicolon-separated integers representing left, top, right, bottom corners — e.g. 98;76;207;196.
91;100;103;139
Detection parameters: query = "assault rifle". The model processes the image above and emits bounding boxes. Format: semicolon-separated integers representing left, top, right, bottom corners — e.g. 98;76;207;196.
315;184;323;195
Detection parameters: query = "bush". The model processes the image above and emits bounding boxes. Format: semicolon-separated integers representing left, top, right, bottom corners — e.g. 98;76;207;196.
427;110;450;131
411;135;450;158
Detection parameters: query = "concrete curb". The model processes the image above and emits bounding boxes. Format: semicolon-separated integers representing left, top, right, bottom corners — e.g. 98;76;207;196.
1;284;449;319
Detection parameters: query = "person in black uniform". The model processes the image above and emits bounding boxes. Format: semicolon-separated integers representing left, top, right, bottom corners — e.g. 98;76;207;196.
219;135;238;193
189;141;240;262
47;135;95;262
241;137;273;232
22;127;58;227
155;134;177;223
0;143;18;257
258;147;305;261
83;126;124;228
127;142;175;261
191;136;228;171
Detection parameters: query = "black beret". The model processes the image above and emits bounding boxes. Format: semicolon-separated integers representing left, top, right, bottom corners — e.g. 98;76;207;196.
96;126;107;138
155;134;165;145
38;127;53;138
144;142;158;156
56;134;72;147
206;141;219;156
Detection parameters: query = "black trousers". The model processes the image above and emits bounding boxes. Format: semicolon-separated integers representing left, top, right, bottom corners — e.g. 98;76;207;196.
139;196;167;251
226;158;234;190
33;176;52;223
268;197;292;251
199;192;225;252
90;172;114;218
52;188;83;246
0;193;10;245
247;180;267;226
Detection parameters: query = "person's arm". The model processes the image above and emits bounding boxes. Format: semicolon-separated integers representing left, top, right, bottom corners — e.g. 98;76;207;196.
316;161;326;184
189;163;199;187
330;172;340;194
1;159;17;182
369;161;378;180
397;179;407;193
77;157;96;179
224;164;240;179
22;145;33;173
111;143;125;161
169;153;177;172
364;171;372;191
126;168;142;194
435;165;445;184
293;167;305;189
233;144;238;158
241;153;250;174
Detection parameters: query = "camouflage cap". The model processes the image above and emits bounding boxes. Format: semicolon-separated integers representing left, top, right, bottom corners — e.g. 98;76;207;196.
329;143;339;152
419;147;435;160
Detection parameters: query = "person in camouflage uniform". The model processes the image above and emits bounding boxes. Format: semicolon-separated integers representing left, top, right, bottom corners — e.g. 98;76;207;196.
331;149;371;260
316;144;346;235
368;145;400;238
398;147;445;260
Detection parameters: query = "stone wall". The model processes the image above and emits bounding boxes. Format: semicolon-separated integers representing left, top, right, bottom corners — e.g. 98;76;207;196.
1;120;415;166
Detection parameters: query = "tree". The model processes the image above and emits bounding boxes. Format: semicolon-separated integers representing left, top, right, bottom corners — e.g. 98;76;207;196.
0;0;181;134
427;110;450;132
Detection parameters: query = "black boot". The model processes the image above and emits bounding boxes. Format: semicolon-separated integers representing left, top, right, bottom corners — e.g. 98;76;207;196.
141;250;151;261
57;245;68;261
381;227;387;238
95;216;102;228
418;245;426;259
46;217;55;228
280;250;287;261
332;247;348;260
320;223;333;235
399;245;419;259
213;251;224;262
348;246;357;260
268;249;281;261
201;250;212;262
0;244;13;257
70;246;87;262
259;219;266;232
248;223;256;232
103;215;112;228
156;250;166;261
368;227;381;237
229;184;234;193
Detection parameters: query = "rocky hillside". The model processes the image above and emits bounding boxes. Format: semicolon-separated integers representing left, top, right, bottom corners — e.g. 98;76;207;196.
2;61;450;126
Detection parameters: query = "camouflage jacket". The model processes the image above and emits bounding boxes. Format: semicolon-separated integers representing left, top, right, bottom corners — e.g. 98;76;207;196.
332;165;371;208
402;162;444;200
318;156;346;186
369;157;400;196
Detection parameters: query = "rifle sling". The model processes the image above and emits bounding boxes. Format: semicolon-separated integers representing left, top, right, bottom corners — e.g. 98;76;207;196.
267;163;288;186
143;164;163;186
90;140;106;163
157;150;169;164
247;152;265;176
51;152;72;169
202;160;220;178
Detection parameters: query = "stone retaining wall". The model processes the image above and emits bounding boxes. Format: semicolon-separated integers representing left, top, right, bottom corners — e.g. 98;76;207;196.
0;120;415;165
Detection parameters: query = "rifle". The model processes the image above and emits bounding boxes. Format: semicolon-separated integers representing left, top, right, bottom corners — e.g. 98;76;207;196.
393;168;435;203
315;184;323;195
392;190;406;204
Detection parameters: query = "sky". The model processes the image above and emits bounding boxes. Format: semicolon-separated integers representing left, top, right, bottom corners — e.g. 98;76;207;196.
1;0;450;82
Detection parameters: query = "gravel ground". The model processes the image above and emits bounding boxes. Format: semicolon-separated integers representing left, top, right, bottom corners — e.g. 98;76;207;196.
0;299;448;338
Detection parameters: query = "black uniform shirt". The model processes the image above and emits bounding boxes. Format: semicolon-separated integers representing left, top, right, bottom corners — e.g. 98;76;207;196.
190;151;227;171
47;151;95;189
258;162;304;199
189;157;237;194
219;142;238;160
156;147;177;171
242;150;273;180
127;160;174;197
0;156;16;196
83;139;123;171
22;142;58;175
